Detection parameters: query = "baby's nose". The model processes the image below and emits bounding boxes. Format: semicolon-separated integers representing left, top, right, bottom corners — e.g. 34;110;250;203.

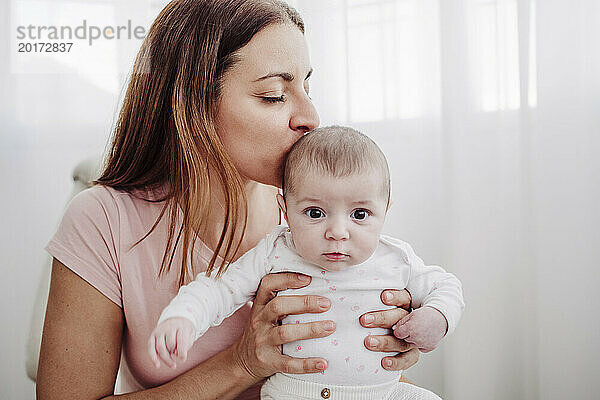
325;220;349;240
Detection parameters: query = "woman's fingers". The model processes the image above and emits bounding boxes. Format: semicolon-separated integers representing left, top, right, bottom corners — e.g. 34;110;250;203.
360;307;410;329
381;289;412;309
363;333;420;371
272;320;336;345
359;289;419;372
232;272;333;380
357;289;418;373
276;355;328;374
364;334;415;353
264;295;331;323
381;348;420;371
360;289;412;328
254;272;312;306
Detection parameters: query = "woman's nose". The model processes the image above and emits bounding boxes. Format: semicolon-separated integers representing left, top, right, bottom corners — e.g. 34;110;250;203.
325;219;349;241
289;93;320;133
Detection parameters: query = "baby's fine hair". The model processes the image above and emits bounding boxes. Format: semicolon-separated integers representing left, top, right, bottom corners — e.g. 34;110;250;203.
283;125;390;203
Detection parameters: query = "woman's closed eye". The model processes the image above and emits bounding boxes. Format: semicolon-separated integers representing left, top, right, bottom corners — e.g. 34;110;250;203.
261;94;286;103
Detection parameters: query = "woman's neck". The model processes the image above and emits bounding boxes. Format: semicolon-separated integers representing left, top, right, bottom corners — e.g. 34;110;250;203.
199;177;280;259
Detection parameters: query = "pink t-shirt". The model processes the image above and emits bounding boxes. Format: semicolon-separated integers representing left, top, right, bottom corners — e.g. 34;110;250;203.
46;185;261;398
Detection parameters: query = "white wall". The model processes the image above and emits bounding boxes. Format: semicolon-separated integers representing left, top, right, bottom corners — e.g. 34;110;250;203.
0;1;142;397
0;68;118;400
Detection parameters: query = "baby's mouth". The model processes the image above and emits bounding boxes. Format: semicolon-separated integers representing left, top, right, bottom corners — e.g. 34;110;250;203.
323;252;349;261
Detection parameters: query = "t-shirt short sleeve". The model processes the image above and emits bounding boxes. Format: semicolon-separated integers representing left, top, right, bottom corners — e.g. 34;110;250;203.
46;186;122;307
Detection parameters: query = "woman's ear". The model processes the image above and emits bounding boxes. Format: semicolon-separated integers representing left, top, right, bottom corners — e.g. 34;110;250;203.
276;194;289;223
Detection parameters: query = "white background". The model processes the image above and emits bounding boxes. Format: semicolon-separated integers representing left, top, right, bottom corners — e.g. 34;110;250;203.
1;0;599;398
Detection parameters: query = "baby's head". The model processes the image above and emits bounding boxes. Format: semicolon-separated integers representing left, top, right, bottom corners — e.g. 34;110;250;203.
277;126;390;271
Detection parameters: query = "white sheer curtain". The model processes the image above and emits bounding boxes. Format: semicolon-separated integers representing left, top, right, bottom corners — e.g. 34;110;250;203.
296;0;600;399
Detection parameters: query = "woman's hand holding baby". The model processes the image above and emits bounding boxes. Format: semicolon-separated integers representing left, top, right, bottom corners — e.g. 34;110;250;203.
393;306;448;353
360;289;421;371
148;317;196;369
231;272;336;382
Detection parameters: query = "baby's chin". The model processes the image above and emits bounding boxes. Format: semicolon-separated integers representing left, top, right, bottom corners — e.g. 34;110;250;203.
304;255;366;272
319;263;353;272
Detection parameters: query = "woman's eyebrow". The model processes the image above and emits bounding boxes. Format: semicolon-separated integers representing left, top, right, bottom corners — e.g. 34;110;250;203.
254;68;313;82
254;72;294;82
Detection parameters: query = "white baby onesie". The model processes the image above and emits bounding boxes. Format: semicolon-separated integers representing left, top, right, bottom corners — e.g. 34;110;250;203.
159;225;464;387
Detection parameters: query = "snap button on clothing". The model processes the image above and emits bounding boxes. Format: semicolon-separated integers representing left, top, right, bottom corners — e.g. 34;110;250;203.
320;387;331;399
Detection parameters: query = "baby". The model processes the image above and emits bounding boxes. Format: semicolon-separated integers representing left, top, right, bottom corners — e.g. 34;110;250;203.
149;126;465;400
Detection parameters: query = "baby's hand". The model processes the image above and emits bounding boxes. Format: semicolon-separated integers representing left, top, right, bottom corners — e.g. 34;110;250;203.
393;306;448;353
148;317;195;369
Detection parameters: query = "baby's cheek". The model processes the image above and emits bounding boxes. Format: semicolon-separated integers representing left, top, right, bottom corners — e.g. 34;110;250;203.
292;232;321;264
357;237;380;263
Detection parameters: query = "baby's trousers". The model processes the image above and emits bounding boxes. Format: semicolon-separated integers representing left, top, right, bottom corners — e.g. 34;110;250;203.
261;374;442;400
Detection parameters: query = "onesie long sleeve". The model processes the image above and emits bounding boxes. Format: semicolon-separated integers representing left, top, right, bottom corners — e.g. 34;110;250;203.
158;228;275;340
386;235;464;335
158;226;464;385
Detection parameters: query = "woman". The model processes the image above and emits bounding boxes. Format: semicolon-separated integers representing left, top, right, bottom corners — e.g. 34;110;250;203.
37;1;419;398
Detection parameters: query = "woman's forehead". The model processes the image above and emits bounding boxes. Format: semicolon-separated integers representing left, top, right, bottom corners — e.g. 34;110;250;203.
234;23;311;81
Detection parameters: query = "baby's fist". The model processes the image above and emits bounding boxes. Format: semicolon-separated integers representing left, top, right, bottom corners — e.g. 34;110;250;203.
393;306;448;353
148;317;196;369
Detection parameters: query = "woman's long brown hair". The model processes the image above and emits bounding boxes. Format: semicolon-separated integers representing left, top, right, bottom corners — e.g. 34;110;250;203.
96;0;304;286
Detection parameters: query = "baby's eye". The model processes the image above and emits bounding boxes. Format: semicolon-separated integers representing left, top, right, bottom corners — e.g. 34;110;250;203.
304;208;324;219
351;209;369;221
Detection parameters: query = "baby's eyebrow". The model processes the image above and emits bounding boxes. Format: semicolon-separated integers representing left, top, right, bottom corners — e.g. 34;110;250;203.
295;197;322;204
351;200;376;207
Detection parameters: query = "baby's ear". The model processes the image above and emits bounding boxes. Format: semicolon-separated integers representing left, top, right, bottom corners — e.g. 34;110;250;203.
276;194;289;223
